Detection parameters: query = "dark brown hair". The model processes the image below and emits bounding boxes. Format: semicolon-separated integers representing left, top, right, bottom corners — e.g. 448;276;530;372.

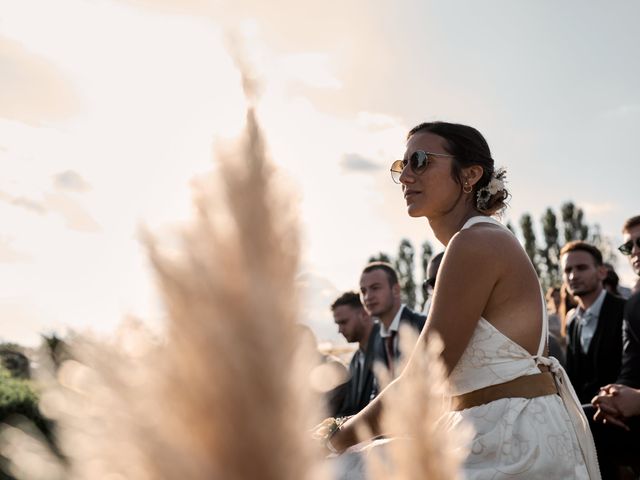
407;121;508;215
361;261;399;286
560;240;603;266
331;291;364;311
622;215;640;233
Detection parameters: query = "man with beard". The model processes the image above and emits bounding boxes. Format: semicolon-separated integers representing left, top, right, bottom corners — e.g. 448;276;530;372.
330;292;378;417
359;262;426;377
561;241;626;404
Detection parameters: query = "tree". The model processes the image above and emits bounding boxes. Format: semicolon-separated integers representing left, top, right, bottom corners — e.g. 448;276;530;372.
540;208;560;289
420;241;434;310
368;252;392;263
520;214;540;275
395;239;417;309
561;202;589;243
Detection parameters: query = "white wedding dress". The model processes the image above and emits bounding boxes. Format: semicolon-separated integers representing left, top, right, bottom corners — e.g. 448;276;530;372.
333;216;600;480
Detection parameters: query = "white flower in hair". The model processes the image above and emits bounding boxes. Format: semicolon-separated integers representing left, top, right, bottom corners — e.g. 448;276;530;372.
476;168;507;210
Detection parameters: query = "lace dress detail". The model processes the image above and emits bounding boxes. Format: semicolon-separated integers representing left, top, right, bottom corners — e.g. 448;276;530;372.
333;216;601;480
444;216;599;479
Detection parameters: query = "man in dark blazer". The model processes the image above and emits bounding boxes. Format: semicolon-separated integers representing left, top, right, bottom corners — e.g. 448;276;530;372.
330;292;379;417
359;262;426;377
588;215;640;478
561;240;626;404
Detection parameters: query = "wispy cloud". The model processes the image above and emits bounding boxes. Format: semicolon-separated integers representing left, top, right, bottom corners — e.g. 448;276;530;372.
44;193;100;232
0;237;30;263
53;170;91;193
0;190;100;232
0;191;46;214
341;153;382;172
581;201;617;216
0;36;80;125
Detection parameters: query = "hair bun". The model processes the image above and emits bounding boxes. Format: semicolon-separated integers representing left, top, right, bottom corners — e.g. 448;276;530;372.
476;167;508;215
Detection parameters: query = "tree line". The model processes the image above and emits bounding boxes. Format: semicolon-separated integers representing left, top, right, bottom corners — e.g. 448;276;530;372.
369;201;613;310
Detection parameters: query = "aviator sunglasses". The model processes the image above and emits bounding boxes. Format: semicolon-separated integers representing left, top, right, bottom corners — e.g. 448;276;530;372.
390;150;454;184
618;237;640;256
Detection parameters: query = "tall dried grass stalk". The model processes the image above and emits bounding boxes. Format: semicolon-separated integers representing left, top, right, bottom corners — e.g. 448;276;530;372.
1;97;324;479
367;327;469;480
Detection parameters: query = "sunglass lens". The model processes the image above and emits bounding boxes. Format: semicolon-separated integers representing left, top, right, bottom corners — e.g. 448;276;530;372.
390;160;404;184
411;151;429;173
619;238;640;255
619;241;632;255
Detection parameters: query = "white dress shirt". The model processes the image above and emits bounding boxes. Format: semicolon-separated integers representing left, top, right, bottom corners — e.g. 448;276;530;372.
571;289;607;353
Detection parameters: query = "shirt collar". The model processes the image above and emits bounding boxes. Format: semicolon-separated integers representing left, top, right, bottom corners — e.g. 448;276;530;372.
379;304;405;337
576;289;607;320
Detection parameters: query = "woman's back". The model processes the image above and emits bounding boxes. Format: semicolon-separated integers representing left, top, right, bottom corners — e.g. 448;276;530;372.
464;220;544;356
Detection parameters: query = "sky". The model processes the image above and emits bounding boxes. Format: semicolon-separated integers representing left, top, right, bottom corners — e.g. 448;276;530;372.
1;0;639;347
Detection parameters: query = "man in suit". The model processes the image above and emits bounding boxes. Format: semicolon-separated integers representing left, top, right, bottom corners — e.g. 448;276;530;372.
561;240;626;404
330;292;379;417
589;215;640;478
359;262;426;377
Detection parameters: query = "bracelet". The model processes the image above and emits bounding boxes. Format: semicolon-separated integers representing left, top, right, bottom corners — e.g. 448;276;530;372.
325;437;339;454
324;416;347;454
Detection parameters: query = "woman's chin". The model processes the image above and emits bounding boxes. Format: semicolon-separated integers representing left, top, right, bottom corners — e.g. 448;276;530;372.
406;203;424;217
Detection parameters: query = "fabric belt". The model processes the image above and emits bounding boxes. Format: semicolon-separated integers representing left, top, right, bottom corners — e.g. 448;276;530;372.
451;372;558;411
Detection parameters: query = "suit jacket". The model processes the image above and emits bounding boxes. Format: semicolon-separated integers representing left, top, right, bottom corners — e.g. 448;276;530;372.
617;291;640;388
332;323;381;417
566;291;626;403
372;306;427;375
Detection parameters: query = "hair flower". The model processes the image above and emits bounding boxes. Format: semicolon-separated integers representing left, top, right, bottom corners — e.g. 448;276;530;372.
476;167;507;210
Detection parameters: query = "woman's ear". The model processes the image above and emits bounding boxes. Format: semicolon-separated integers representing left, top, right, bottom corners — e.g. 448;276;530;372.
463;165;484;187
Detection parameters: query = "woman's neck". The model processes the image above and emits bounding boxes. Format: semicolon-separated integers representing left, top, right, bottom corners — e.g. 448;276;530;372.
428;206;483;246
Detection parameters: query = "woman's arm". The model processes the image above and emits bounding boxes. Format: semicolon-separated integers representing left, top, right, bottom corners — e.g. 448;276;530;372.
329;227;506;452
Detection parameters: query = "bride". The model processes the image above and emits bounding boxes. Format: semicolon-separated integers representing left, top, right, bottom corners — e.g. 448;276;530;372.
326;122;600;479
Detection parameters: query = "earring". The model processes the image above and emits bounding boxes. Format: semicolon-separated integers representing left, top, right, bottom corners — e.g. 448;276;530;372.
463;181;472;194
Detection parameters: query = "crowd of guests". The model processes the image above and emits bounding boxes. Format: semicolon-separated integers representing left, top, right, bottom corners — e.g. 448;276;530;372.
325;214;640;479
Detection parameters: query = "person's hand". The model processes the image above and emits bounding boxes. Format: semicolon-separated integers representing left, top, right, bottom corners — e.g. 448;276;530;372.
311;417;348;455
601;384;640;418
592;384;640;431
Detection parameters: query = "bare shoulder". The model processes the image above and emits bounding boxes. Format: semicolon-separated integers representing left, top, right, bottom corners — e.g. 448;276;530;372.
446;222;520;265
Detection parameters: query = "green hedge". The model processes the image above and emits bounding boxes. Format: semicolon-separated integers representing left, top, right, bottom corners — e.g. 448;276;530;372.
0;368;51;438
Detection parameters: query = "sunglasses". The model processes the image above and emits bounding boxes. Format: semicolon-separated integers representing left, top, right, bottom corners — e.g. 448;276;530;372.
618;238;640;256
390;150;454;184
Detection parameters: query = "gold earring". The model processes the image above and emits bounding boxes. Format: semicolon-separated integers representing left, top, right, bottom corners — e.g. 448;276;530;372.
463;182;472;194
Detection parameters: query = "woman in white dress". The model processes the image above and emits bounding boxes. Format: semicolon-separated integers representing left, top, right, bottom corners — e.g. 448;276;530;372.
327;122;600;479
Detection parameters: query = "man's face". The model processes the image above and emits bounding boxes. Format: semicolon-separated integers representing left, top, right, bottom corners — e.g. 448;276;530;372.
623;224;640;277
561;250;605;298
333;305;367;343
359;269;398;317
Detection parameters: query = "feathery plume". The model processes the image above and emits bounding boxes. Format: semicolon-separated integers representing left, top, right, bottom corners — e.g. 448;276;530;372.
1;72;324;480
368;327;469;480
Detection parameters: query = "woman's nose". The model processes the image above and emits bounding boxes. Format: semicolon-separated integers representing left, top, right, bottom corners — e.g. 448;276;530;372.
399;165;414;185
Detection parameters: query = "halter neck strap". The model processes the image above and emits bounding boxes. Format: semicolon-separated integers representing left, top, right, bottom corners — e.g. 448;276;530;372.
460;215;504;230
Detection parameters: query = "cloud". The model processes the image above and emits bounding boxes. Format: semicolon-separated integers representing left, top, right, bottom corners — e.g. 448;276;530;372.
340;153;382;172
581;201;617;216
53;170;91;193
0;190;100;232
0;237;30;263
0;191;47;214
44;193;101;232
0;36;80;125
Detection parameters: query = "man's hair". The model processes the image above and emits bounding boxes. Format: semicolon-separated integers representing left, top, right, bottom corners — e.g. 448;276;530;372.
560;240;603;266
331;291;363;311
361;261;399;286
623;215;640;233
